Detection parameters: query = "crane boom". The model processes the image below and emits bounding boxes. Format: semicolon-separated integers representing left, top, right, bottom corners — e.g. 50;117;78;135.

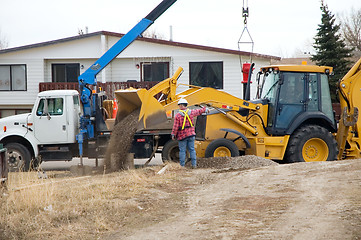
76;0;177;159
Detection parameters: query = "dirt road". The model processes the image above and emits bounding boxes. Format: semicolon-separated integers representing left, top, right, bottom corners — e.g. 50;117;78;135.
106;159;361;239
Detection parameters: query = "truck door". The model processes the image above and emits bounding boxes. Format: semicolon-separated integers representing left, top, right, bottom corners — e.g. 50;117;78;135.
273;72;306;132
33;97;68;143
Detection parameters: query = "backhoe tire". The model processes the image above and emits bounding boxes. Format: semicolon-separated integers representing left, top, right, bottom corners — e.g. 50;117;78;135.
286;125;338;163
205;138;240;158
5;143;32;172
161;140;189;163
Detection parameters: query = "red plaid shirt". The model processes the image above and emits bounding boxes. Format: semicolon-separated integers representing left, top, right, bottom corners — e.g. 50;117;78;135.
171;107;206;140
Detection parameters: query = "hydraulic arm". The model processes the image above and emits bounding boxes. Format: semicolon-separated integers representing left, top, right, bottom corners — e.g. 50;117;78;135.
336;57;361;159
115;66;262;131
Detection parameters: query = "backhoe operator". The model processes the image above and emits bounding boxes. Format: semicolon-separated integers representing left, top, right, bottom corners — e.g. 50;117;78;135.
171;99;207;168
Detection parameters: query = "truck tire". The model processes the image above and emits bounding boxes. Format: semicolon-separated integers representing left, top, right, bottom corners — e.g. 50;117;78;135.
286;125;338;163
5;143;32;172
161;140;189;163
205;138;240;158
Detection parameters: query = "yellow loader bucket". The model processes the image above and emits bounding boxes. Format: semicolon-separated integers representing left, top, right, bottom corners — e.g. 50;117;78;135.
114;88;167;130
114;67;184;130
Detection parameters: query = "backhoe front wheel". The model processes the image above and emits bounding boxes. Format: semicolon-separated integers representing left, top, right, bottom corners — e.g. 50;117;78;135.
286;125;338;163
205;138;240;158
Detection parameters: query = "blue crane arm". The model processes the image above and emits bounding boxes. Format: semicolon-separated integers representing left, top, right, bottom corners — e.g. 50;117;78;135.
78;18;153;87
76;0;177;159
78;0;177;86
78;18;153;116
78;0;177;123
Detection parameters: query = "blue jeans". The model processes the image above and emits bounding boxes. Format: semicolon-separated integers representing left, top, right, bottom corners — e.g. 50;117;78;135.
178;136;197;167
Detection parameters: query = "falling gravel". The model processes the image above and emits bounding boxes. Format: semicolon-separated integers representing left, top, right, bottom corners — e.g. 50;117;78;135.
104;109;140;172
196;155;278;170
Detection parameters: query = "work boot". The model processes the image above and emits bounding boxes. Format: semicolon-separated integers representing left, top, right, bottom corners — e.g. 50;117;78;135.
191;165;197;169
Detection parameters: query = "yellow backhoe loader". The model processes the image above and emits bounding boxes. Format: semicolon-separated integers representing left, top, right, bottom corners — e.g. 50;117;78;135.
115;57;361;163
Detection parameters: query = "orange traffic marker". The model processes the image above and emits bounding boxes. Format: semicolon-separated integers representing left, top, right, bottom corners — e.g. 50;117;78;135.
112;99;118;118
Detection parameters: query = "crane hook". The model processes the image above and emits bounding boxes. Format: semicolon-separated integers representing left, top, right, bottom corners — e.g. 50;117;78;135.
242;0;249;25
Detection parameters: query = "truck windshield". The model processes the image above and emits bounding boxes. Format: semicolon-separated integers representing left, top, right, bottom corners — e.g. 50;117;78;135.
260;71;280;101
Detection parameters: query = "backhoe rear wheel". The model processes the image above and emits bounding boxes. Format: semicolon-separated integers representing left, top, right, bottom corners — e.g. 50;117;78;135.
205;138;240;158
161;140;189;163
286;125;338;163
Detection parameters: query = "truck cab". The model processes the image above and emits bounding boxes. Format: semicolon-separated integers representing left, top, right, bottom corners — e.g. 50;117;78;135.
0;90;81;171
33;90;81;144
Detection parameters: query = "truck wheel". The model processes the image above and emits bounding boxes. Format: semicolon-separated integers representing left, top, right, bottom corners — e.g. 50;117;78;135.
286;125;338;163
6;143;31;172
161;140;189;163
205;138;240;158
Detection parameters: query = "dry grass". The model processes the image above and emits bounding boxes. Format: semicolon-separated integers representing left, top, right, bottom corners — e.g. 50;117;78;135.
0;163;186;240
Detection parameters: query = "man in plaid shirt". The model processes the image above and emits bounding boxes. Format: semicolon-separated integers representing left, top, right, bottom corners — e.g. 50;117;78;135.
171;98;207;168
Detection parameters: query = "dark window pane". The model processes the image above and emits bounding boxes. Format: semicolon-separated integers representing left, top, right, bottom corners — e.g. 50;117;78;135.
278;72;305;104
142;62;169;81
66;64;80;82
52;64;65;82
52;64;79;82
143;64;152;81
189;62;223;89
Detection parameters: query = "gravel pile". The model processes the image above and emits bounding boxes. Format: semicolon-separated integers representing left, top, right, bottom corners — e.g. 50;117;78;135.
196;155;278;170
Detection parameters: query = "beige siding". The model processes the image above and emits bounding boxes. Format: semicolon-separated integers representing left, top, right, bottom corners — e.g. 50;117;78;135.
111;59;140;82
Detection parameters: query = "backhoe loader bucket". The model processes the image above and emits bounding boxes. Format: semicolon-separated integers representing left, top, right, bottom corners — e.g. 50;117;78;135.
114;88;167;130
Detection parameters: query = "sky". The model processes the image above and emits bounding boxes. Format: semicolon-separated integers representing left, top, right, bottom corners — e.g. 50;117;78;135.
0;0;360;57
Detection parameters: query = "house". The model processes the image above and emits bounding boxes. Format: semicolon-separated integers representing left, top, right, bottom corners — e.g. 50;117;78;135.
0;31;280;118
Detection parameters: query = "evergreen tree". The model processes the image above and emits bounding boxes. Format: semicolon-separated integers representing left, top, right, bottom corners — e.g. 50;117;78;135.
311;1;353;102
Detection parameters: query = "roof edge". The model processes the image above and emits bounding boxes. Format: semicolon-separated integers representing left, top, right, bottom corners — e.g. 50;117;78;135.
0;31;280;60
0;31;102;54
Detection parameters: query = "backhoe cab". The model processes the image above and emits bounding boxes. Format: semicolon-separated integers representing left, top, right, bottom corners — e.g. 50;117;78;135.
255;65;338;162
258;65;336;136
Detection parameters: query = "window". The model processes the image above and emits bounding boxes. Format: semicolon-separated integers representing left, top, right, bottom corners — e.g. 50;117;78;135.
261;71;280;128
320;74;334;122
189;62;223;89
52;64;80;82
141;62;169;81
278;72;305;104
36;98;64;116
73;95;79;106
274;72;305;129
0;65;27;91
308;73;319;111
